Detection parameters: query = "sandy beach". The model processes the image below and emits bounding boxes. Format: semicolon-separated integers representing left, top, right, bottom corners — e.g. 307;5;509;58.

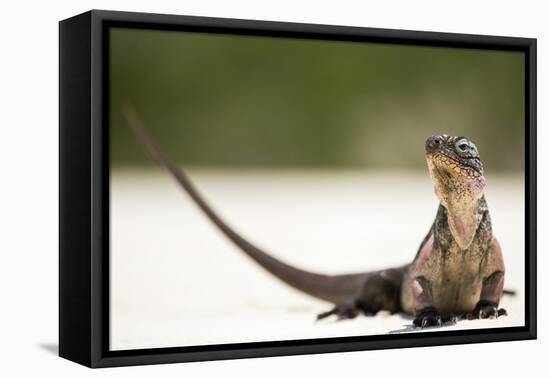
110;170;525;350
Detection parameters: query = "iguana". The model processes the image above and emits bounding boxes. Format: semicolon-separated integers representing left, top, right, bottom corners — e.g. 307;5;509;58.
123;106;509;328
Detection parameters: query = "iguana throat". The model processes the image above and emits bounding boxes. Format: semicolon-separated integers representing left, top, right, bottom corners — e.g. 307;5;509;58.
425;134;486;249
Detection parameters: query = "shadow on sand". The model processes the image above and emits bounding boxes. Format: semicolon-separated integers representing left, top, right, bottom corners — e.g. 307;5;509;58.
388;316;459;334
37;343;58;355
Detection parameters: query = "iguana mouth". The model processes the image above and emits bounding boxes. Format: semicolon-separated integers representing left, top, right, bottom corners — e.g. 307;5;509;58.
430;152;483;178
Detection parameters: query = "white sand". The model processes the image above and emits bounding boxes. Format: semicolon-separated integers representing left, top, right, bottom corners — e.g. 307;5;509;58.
110;170;525;350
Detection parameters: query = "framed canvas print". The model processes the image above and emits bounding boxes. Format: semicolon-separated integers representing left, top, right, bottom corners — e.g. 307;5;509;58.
59;10;537;368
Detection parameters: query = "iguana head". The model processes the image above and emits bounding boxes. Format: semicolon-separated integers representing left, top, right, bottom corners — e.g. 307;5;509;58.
425;134;486;249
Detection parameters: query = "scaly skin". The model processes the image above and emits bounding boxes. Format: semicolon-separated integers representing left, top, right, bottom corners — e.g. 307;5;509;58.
401;135;506;326
124;105;508;328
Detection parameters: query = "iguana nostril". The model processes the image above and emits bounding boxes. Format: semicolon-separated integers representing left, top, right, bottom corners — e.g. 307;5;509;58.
426;135;443;152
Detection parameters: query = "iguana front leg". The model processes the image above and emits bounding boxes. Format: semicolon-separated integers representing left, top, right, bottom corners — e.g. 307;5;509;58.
465;271;507;319
411;276;442;327
465;238;507;319
409;235;444;328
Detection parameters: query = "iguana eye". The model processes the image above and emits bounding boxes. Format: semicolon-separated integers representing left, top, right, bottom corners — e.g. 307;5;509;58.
454;138;478;156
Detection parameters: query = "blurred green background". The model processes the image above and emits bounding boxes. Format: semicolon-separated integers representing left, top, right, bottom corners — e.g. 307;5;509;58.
110;28;524;172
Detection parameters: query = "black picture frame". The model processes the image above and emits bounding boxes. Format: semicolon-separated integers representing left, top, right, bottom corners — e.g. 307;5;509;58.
59;9;537;368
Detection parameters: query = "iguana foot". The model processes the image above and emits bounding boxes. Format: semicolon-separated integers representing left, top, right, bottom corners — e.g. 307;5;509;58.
317;302;360;321
464;301;507;320
413;306;442;328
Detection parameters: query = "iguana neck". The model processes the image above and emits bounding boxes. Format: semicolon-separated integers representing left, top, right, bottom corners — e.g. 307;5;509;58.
435;195;491;250
432;173;486;250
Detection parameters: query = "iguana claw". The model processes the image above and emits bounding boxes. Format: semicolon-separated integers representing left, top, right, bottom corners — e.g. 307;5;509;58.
464;301;507;320
413;307;443;328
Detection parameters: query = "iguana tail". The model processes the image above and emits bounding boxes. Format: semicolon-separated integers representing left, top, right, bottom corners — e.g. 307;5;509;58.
123;104;367;304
